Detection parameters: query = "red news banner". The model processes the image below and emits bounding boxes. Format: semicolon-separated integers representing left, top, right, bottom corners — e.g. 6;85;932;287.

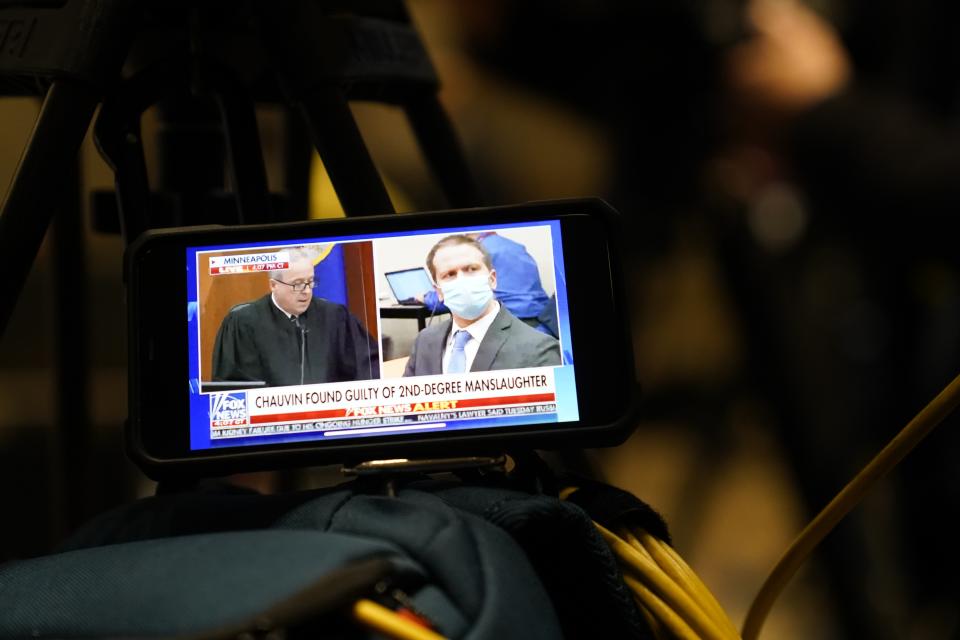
209;251;290;275
210;367;558;439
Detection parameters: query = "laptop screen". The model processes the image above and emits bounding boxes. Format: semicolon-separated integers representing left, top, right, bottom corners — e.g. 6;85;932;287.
385;267;433;302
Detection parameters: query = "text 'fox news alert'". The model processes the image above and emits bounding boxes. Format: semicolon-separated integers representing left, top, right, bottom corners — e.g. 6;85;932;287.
208;367;558;439
208;251;290;275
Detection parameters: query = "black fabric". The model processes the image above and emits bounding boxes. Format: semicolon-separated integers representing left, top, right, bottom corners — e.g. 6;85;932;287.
58;482;334;551
434;485;653;640
561;478;672;544
277;488;565;640
2;478;664;639
212;295;380;387
190;556;396;640
0;530;408;638
2;481;567;639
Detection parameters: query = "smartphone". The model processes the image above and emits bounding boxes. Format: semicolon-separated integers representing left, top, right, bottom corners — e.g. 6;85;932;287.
126;198;638;479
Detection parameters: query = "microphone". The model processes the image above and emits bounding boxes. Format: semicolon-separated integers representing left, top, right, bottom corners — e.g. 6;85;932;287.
293;315;308;385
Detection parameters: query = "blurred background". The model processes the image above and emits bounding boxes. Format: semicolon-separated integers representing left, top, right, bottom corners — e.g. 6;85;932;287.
2;1;959;638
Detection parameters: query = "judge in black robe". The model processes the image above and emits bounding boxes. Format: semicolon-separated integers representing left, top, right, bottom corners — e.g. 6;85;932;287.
212;294;380;387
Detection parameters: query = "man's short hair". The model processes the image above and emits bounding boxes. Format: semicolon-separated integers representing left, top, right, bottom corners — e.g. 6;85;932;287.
269;246;318;281
425;234;493;281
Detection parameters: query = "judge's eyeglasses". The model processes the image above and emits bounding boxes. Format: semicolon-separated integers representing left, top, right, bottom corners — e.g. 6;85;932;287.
274;279;317;292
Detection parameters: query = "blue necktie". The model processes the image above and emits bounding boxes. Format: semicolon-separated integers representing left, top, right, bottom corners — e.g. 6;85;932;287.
448;330;472;373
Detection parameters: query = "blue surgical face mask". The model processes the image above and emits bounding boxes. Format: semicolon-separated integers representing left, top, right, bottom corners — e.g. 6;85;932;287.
439;273;494;320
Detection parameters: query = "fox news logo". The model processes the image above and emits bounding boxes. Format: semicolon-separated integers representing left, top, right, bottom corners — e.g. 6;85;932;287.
210;392;248;427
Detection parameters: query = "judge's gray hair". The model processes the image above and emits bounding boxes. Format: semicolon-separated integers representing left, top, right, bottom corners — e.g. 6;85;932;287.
269;246;319;280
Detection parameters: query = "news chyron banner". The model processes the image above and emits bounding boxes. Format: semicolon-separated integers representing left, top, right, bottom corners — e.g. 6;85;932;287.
208;367;559;439
208;251;290;274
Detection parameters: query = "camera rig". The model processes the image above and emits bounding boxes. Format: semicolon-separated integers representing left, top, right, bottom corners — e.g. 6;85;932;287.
0;0;484;511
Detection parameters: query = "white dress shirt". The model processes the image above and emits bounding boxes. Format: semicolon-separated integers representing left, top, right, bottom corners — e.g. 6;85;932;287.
441;302;500;374
272;293;295;320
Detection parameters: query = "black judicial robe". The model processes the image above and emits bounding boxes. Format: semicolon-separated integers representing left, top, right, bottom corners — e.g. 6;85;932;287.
212;295;380;387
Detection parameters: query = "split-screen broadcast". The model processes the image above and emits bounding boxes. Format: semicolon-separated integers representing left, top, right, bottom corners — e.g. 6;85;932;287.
186;220;578;449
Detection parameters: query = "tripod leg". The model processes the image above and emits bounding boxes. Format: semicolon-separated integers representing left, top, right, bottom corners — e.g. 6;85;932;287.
284;106;314;222
52;159;91;531
94;109;152;245
0;80;100;337
405;95;481;208
298;86;395;217
215;84;274;225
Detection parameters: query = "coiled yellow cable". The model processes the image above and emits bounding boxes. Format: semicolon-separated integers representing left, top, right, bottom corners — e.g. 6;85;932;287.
629;530;740;639
352;598;448;640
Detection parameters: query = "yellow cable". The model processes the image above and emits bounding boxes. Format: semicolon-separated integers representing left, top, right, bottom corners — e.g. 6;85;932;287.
621;528;657;563
664;543;739;639
742;371;960;640
596;523;731;640
634;597;670;640
623;574;701;640
628;530;740;639
629;534;703;604
560;487;739;638
641;533;740;639
352;599;448;640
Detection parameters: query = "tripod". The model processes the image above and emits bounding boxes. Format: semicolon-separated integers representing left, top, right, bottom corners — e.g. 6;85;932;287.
0;0;479;526
0;0;480;328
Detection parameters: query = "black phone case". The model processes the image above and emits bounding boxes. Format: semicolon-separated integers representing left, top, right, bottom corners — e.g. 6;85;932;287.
125;198;640;480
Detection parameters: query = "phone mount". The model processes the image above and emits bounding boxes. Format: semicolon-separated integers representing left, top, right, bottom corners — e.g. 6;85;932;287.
0;0;479;336
342;456;508;497
340;452;562;498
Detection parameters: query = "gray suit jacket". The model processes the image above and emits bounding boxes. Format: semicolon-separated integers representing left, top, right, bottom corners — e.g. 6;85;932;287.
403;306;561;376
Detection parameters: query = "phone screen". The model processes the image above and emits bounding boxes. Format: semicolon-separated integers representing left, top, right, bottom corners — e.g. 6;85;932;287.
185;219;578;450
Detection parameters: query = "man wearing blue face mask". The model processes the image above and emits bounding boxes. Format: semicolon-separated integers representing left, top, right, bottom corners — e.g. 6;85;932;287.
403;235;561;377
415;232;556;336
